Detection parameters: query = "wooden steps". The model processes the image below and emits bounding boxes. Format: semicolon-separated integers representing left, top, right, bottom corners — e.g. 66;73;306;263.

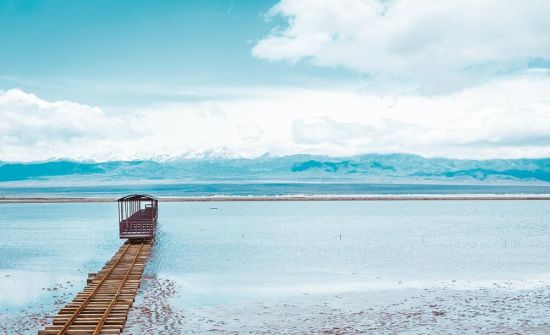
38;240;153;335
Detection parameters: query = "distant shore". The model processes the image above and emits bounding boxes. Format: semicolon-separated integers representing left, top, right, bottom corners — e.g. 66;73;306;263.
1;195;550;203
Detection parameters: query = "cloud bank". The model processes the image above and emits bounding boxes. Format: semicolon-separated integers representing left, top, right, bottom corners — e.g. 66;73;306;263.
2;74;550;162
0;89;147;161
253;0;550;92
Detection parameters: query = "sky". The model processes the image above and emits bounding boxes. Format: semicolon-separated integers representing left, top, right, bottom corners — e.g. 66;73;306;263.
1;0;550;162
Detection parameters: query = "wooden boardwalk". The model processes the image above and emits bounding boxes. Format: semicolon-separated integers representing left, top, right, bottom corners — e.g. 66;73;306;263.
38;240;153;335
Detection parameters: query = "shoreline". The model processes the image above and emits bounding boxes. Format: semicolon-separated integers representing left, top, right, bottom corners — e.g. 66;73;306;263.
2;194;550;203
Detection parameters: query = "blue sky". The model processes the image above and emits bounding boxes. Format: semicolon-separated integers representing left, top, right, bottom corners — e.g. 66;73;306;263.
0;0;353;106
1;0;550;161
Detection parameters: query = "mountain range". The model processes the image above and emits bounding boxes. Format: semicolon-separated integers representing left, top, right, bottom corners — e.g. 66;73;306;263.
1;154;550;184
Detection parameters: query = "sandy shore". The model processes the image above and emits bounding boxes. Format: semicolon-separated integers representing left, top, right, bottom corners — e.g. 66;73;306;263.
1;194;550;203
122;276;550;334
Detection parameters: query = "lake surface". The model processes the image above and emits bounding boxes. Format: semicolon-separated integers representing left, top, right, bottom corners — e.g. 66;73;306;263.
1;200;549;333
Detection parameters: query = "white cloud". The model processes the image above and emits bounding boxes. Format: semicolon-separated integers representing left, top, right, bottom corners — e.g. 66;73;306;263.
253;0;550;92
0;89;147;161
1;74;550;161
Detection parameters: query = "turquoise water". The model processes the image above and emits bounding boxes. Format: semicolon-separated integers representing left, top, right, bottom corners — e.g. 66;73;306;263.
2;182;550;197
1;201;549;328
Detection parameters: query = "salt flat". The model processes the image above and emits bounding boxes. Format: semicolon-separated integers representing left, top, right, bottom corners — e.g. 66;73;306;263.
1;200;549;334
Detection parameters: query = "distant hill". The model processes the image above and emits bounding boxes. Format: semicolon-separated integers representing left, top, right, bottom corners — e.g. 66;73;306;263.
1;154;550;183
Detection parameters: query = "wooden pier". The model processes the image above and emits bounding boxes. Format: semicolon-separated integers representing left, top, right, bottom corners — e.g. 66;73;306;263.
38;240;153;335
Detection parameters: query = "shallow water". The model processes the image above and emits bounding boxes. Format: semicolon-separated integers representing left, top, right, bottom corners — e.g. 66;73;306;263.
152;201;550;306
1;201;549;333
